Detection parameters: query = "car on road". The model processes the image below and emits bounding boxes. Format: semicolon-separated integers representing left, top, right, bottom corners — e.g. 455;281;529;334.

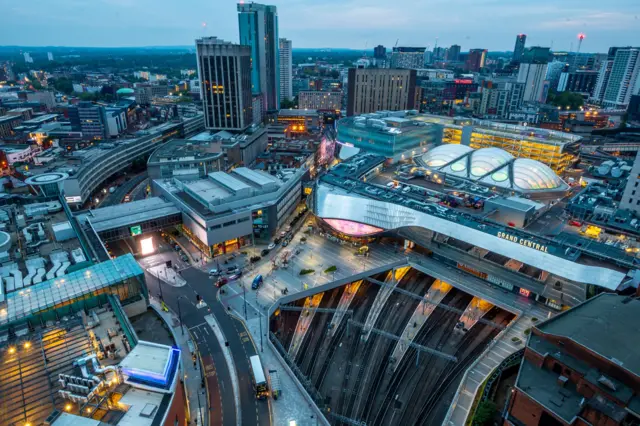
180;254;189;262
267;243;276;250
228;272;242;281
215;277;228;288
261;249;270;256
226;266;239;274
282;240;288;247
252;274;263;289
209;268;221;277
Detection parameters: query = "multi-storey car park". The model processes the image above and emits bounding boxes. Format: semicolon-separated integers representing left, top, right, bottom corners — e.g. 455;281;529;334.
336;110;582;172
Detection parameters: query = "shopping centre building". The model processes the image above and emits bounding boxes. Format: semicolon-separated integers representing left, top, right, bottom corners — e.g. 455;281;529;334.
309;153;638;310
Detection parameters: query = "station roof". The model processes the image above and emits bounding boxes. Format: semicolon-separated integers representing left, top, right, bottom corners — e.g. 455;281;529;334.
536;293;640;378
79;198;180;233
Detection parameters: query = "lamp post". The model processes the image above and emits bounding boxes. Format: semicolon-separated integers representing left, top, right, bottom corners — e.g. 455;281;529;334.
176;295;189;335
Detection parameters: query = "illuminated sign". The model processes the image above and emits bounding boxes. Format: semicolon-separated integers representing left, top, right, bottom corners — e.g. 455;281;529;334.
457;263;488;280
454;79;473;84
65;196;82;203
497;232;549;253
324;219;383;236
519;288;531;297
130;225;142;236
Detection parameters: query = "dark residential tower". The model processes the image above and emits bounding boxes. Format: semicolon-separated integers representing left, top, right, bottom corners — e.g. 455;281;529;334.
465;49;487;72
447;45;461;62
513;34;527;63
374;45;386;59
196;37;253;131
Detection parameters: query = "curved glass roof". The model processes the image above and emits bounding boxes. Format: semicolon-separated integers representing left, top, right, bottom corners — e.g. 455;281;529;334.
513;158;565;190
421;144;566;191
422;144;473;167
470;148;514;177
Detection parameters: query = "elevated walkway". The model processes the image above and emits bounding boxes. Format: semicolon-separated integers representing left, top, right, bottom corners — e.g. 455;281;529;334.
390;279;452;370
458;297;493;331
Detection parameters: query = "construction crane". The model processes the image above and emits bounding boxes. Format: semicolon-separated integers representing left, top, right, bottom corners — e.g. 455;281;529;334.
394;38;399;49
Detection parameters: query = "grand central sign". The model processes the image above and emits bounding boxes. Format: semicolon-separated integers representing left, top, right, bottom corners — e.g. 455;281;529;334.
497;232;549;253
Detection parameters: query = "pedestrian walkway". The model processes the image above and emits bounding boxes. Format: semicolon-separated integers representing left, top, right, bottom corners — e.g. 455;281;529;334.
390;279;452;370
244;316;324;426
148;264;187;287
149;298;208;426
458;297;494;330
362;266;410;341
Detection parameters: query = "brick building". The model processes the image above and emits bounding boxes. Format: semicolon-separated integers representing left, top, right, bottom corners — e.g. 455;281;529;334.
505;293;640;426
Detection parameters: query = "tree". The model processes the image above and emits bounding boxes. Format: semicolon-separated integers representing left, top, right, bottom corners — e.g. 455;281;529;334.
550;91;584;110
473;400;497;426
330;70;340;79
280;97;297;109
48;77;74;95
30;79;43;90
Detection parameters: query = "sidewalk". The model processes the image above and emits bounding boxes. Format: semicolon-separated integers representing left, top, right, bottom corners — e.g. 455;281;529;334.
150;298;208;426
244;315;323;426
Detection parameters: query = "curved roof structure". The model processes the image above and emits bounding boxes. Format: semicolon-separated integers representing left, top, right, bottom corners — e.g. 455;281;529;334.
421;145;567;192
117;88;135;94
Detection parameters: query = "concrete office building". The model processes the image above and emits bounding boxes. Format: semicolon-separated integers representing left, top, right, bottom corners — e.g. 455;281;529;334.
465;49;487;72
518;47;551;103
147;138;224;179
513;34;527;63
68;101;107;140
557;69;599;96
298;90;342;111
346;68;417;116
152;166;305;255
390;47;426;69
238;2;280;111
602;47;640;108
134;84;169;105
279;38;293;102
196;37;253;131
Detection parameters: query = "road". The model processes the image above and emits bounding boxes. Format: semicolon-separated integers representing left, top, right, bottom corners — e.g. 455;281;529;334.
143;258;271;426
101;173;147;207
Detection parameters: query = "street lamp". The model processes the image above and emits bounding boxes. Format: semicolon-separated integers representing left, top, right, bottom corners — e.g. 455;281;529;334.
176;295;190;335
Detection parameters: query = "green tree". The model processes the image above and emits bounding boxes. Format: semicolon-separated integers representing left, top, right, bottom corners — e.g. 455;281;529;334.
473;400;497;426
280;97;297;109
30;79;43;90
550;91;584;110
48;77;74;94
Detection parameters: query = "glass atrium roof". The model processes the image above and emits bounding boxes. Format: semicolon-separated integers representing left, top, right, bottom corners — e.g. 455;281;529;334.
1;254;143;326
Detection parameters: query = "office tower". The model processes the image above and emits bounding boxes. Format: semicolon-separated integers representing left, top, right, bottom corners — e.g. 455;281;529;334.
298;91;342;111
465;49;487;72
238;3;280;111
591;47;620;103
517;47;550;103
390;47;427;69
602;48;640;108
433;47;447;61
513;34;527;63
546;61;567;91
68;101;107;140
196;37;253;131
279;38;292;102
374;45;386;59
447;45;461;62
347;68;417;116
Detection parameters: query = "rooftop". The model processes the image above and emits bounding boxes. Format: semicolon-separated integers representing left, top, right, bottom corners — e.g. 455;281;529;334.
536;293;640;378
77;198;180;233
278;109;319;116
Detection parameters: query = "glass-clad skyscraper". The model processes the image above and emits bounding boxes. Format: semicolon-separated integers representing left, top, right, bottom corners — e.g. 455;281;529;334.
238;3;280;111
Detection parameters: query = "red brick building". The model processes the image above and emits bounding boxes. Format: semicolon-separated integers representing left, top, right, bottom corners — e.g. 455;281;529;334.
505;293;640;426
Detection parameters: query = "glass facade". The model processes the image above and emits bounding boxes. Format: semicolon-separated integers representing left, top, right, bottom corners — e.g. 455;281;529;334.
1;254;146;331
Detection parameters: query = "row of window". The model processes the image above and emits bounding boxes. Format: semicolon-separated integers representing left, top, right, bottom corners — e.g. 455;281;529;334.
208;216;251;231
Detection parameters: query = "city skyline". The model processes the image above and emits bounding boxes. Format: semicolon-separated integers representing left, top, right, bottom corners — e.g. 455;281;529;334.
1;0;639;52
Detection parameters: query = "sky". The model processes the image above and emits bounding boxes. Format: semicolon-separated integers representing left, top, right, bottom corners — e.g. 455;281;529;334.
2;0;640;53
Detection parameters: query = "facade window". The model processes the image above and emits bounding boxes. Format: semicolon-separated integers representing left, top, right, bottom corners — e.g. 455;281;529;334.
223;220;236;227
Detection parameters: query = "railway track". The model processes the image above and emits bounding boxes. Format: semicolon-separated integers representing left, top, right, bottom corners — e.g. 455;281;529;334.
415;310;514;425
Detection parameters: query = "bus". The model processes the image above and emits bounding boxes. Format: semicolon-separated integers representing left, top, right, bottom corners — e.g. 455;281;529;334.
249;355;269;399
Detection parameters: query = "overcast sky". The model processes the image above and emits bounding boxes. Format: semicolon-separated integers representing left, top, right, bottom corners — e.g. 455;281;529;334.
2;0;639;53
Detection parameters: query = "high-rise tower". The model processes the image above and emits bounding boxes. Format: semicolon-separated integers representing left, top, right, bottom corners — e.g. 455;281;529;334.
196;37;253;131
238;3;280;111
513;34;527;63
279;38;292;102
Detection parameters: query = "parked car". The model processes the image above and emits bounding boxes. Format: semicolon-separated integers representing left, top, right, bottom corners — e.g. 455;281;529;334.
227;266;239;274
268;243;276;250
180;254;189;262
261;249;270;256
228;271;243;281
209;268;221;277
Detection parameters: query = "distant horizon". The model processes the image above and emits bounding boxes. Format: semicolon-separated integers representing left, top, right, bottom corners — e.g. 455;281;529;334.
0;44;611;55
1;0;638;52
